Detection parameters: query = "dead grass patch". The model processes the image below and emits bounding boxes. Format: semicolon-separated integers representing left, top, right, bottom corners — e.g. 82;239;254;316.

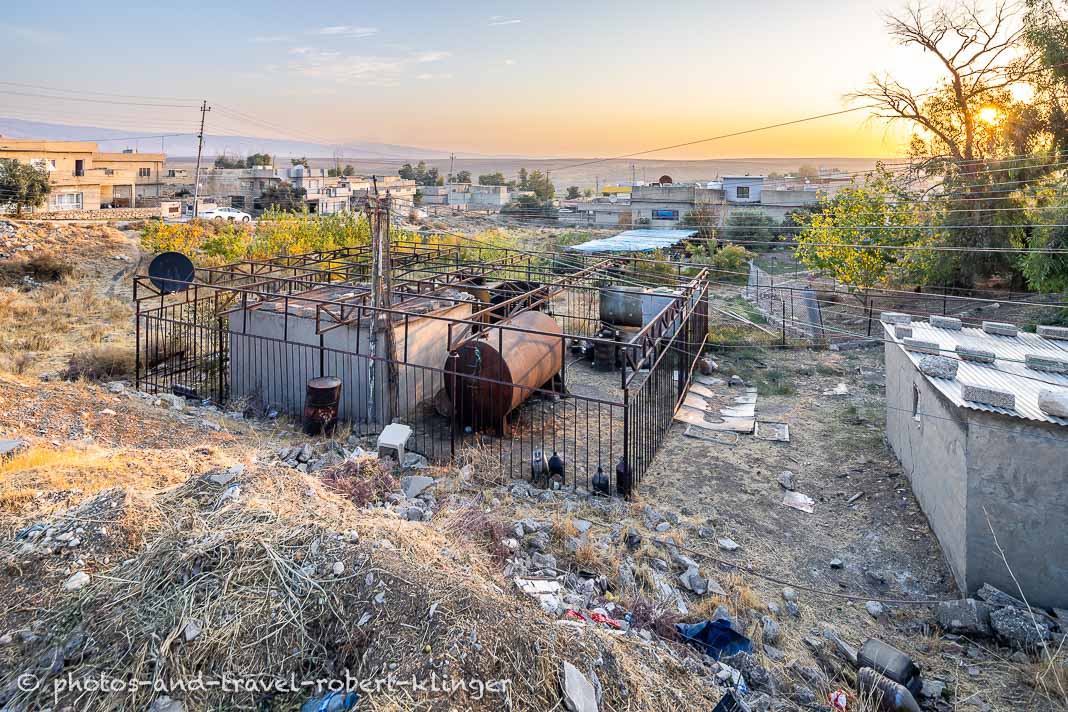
64;344;135;380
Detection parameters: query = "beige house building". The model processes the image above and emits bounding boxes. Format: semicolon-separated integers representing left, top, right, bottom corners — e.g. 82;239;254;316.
0;138;165;212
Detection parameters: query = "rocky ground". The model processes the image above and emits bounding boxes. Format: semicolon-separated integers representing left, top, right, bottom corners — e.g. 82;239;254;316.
0;220;1065;711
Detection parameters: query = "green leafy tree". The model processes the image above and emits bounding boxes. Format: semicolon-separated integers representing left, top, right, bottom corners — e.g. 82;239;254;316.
290;157;310;169
565;186;581;199
399;161;442;186
795;175;917;288
722;210;777;248
214;154;246;169
0;159;51;217
525;170;555;201
259;182;307;212
342;164;355;176
327;167;340;177
451;169;472;184
246;153;272;167
479;172;508;186
517;168;529;189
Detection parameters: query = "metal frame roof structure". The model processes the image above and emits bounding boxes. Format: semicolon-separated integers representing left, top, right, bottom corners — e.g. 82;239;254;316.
883;319;1068;427
568;228;698;254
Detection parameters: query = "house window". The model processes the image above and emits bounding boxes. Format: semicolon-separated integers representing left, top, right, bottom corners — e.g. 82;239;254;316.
138;167;151;178
52;193;83;209
736;186;750;199
167;170;177;177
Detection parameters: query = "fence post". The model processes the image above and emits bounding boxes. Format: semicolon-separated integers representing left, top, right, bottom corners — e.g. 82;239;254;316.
866;291;873;337
781;300;786;346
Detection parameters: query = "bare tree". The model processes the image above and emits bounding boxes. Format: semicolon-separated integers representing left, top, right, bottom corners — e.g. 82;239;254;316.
854;2;1038;165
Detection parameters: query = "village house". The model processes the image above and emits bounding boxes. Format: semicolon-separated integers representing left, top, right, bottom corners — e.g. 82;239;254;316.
0;138;165;212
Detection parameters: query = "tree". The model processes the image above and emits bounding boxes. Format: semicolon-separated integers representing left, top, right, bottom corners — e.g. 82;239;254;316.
246;153;272;167
260;182;307;212
583;188;594;198
682;204;720;242
451;169;472;184
517;168;529;189
797;164;819;180
721;210;777;247
290;157;310;169
502;193;557;218
342;164;355;176
327;167;341;177
525;170;555;201
399;161;441;186
479;172;508;186
852;3;1044;286
795;175;917;288
0;159;51;217
565;186;581;199
214;154;245;169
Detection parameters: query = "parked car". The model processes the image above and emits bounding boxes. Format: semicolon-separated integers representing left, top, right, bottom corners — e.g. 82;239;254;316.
198;207;251;222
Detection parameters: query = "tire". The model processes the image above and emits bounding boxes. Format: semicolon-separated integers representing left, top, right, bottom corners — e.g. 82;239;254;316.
213;216;223;222
241;216;250;222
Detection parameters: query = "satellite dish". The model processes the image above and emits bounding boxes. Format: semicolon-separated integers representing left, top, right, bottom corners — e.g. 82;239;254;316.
148;251;194;294
658;175;673;185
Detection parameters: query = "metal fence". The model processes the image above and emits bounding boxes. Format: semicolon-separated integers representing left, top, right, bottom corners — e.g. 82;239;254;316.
745;261;825;343
134;246;710;494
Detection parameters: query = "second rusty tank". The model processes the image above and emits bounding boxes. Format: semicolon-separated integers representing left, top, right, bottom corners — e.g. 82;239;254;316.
444;310;563;433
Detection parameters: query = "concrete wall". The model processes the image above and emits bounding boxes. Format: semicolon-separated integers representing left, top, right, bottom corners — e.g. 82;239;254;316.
884;341;970;591
964;412;1068;608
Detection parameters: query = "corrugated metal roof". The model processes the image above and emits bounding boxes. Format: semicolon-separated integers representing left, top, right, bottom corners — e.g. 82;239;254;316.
569;228;698;254
883;319;1068;427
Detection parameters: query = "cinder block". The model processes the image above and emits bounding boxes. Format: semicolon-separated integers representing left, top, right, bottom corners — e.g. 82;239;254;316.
903;338;941;355
377;423;413;462
880;311;911;325
1025;353;1068;374
918;355;959;379
982;321;1018;338
955;346;996;364
930;315;963;330
1038;389;1068;418
894;325;913;339
961;383;1016;410
1037;325;1068;341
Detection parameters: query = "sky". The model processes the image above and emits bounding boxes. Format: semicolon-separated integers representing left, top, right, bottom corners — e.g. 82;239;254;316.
1;0;957;159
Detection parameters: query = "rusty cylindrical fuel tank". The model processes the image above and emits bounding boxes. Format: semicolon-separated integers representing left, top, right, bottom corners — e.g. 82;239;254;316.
303;376;343;435
445;311;563;431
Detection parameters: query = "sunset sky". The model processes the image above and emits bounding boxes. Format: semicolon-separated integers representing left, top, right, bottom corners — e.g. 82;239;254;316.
3;0;954;158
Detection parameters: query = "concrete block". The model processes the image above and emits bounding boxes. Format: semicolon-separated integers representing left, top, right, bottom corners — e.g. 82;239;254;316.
961;383;1015;410
955;345;996;364
1025;353;1068;374
936;598;993;636
1037;325;1068;341
893;325;913;339
929;315;963;330
982;321;1018;338
377;423;412;462
903;338;941;355
880;311;911;325
1038;389;1068;418
918;355;959;380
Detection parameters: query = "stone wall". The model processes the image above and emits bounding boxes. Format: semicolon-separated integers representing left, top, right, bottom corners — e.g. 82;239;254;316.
17;207;162;221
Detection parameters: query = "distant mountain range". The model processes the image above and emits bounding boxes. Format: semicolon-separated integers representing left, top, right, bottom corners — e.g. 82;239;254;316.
0;118;454;160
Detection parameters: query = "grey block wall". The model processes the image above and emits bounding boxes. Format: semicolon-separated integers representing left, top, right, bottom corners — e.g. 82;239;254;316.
965;412;1068;609
884;342;970;592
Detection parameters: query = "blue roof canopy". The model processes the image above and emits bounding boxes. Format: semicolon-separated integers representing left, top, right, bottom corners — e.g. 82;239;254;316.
569;228;698;254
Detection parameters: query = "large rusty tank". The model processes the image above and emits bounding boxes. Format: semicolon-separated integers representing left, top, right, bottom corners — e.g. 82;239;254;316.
444;310;563;432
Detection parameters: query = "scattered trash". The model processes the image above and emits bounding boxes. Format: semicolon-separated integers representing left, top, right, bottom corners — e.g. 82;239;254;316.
299;690;359;712
63;571;90;591
823;383;850;396
782;491;815;513
858;639;922;697
515;577;562;613
563;610;623;630
777;470;797;491
856;667;922;712
754;421;790;442
828;688;850;710
675;618;753;660
561;661;598;712
712;689;750;711
846;491;865;505
682;425;740;444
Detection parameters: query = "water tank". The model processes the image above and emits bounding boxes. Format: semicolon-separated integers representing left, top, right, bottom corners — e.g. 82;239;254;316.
444;311;563;431
600;286;645;327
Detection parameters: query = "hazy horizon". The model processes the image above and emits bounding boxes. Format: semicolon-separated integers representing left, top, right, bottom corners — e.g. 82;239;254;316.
2;0;959;160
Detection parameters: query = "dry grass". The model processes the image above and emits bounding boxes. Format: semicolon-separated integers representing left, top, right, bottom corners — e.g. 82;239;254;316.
64;344;136;380
0;252;75;285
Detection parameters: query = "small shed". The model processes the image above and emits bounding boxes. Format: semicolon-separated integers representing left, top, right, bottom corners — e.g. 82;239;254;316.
882;315;1068;608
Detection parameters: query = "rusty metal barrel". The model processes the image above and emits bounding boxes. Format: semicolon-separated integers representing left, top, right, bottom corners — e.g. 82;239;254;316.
444;311;563;431
303;376;342;435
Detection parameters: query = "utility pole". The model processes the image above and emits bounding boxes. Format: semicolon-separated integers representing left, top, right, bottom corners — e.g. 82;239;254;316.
192;100;211;218
449;152;455;181
631;163;636;186
366;180;398;425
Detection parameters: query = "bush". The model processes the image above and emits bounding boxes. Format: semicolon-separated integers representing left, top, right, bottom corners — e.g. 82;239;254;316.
0;252;75;285
65;345;135;380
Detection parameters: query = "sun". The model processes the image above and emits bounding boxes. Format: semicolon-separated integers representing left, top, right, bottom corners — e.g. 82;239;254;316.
979;106;1000;124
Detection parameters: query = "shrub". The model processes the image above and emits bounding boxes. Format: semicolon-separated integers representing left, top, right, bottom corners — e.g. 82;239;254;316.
65;345;135;380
